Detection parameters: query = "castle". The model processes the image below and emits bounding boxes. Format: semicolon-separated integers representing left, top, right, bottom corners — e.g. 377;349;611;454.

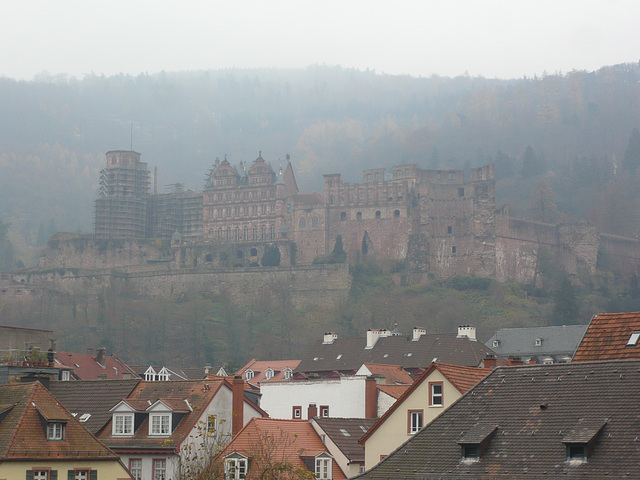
91;150;640;283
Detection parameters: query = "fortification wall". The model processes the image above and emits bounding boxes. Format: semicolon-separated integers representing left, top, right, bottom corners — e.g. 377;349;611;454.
6;264;350;310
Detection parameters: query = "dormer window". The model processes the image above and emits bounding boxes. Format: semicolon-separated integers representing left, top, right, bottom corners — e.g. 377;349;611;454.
150;413;171;436
458;425;497;463
265;368;274;380
224;454;248;480
492;340;500;348
47;422;65;440
566;443;588;463
144;366;157;381
245;369;254;380
113;413;134;436
461;443;480;462
283;367;293;379
627;331;640;346
534;338;542;347
315;454;333;480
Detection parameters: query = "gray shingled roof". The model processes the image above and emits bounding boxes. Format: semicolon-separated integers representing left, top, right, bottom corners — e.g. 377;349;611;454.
296;333;498;375
313;417;377;462
486;324;588;361
48;379;140;434
357;359;640;479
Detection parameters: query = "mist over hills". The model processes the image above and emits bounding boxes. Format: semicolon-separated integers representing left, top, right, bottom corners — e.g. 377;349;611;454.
1;63;640;265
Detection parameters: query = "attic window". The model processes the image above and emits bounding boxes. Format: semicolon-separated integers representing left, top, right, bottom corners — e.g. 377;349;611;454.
336;354;343;360
461;444;480;462
340;428;351;436
47;422;65;440
245;369;254;380
265;368;274;380
283;367;293;379
79;413;91;423
627;331;640;346
534;338;542;347
566;443;587;463
492;340;500;348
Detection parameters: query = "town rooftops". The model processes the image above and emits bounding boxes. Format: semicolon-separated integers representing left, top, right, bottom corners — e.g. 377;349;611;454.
236;358;300;386
0;381;119;461
357;360;640;479
55;349;138;380
312;417;376;464
355;363;413;385
573;311;640;361
486;324;588;362
48;379;140;435
296;328;500;375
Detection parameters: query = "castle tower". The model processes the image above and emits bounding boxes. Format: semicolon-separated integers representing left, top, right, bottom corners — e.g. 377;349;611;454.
94;150;150;239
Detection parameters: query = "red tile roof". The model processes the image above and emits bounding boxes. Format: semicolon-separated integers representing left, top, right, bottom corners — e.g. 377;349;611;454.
573;312;640;362
220;418;346;479
236;359;300;387
56;351;138;380
376;384;411;399
0;382;119;460
361;363;414;385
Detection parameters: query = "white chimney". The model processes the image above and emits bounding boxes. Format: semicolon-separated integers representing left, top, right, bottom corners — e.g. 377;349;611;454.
366;329;391;349
412;327;426;341
457;325;477;341
323;332;338;344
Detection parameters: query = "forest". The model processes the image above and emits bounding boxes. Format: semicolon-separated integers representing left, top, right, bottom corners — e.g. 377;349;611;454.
2;63;640;366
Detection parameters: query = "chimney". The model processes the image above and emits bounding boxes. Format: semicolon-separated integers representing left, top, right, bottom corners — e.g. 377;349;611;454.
205;363;211;375
308;403;318;419
323;332;338;344
508;357;523;366
483;354;497;368
365;376;378;419
412;327;426;341
527;357;537;365
96;347;106;365
232;376;244;436
457;325;477;341
366;329;391;349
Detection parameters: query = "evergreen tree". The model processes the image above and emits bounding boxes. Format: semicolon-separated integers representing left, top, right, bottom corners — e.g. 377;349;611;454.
261;245;281;267
552;273;580;325
622;127;640;172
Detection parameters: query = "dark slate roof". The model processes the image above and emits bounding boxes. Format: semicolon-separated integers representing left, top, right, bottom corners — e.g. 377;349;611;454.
0;382;119;460
486;324;588;360
313;418;377;462
296;333;498;375
357;360;640;479
573;311;640;362
48;379;140;435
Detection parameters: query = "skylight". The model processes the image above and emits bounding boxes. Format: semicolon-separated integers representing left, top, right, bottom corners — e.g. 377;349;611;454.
79;413;91;422
627;331;640;346
340;428;351;436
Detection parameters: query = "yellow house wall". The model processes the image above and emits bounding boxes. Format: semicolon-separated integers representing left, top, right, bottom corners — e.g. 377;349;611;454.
363;370;462;471
0;459;132;480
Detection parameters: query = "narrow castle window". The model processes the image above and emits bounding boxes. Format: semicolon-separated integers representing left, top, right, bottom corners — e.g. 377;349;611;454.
375;211;381;219
394;210;400;217
356;212;362;220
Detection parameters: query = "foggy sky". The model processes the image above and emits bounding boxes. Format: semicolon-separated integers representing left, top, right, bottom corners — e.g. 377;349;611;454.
2;0;639;81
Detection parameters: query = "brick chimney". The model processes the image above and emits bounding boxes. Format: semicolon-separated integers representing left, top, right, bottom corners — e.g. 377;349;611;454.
483;354;497;368
232;376;244;436
308;403;318;419
365;376;377;419
508;357;523;366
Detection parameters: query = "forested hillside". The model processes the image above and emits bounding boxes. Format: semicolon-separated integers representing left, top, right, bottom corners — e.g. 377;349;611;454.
1;63;640;267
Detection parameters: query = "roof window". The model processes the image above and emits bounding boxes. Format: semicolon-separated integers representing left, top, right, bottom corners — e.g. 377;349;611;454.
339;428;351;436
627;331;640;346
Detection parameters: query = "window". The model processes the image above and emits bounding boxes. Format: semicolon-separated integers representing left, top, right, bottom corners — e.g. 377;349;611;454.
320;405;329;417
30;470;51;480
129;459;142;480
293;406;302;419
458;187;465;197
356;212;362;220
283;367;293;379
534;338;542;347
150;413;171;435
394;210;400;217
73;470;90;480
224;457;248;480
113;413;133;435
207;415;217;434
375;211;381;219
461;444;480;462
452;246;457;254
315;456;332;480
265;368;274;380
448;225;453;234
340;212;346;221
299;217;306;228
408;410;423;434
245;369;254;380
430;382;443;406
153;459;166;480
62;370;70;381
566;443;587;462
627;331;640;346
492;340;500;348
47;422;64;440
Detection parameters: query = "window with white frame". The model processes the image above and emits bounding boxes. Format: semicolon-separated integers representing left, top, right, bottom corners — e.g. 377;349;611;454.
150;413;171;435
408;410;423;434
129;459;142;480
320;405;329;417
224;457;248;480
74;469;90;480
430;382;443;406
292;406;302;419
113;413;134;435
153;459;166;480
207;414;217;434
157;368;169;381
315;456;332;480
32;470;49;480
245;369;254;380
47;422;64;440
62;370;70;381
144;367;157;381
283;367;293;379
265;368;274;380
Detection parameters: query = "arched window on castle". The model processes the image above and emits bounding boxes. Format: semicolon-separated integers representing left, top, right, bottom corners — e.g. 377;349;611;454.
299;217;307;229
